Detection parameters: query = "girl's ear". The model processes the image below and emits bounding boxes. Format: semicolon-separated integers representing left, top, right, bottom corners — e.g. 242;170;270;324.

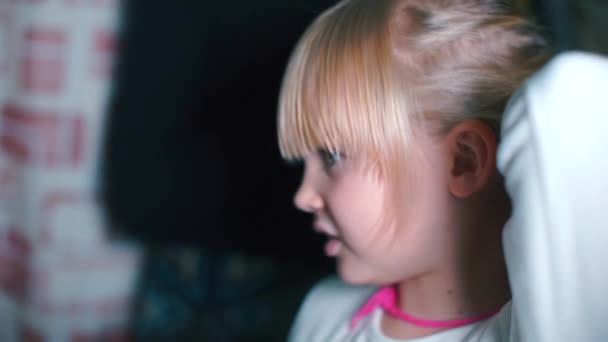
445;120;497;198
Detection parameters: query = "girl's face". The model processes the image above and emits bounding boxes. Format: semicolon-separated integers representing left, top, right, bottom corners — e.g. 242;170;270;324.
295;131;457;285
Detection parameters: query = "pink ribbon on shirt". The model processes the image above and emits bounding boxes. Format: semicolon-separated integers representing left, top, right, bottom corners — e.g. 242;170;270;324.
350;286;501;329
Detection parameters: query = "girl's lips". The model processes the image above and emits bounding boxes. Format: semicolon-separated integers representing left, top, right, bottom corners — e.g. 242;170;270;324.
313;223;342;256
325;239;342;257
313;221;339;238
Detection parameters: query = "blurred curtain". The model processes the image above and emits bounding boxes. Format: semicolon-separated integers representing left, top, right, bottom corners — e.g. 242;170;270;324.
0;0;140;340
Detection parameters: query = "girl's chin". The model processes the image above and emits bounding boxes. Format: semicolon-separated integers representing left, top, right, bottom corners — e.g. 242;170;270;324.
336;257;376;285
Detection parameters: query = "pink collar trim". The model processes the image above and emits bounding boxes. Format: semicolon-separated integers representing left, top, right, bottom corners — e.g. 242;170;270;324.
350;286;501;329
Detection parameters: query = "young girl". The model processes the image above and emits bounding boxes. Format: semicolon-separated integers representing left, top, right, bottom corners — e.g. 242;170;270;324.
277;0;608;341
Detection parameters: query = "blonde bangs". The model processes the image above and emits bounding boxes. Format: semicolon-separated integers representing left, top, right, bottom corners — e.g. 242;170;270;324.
277;0;414;176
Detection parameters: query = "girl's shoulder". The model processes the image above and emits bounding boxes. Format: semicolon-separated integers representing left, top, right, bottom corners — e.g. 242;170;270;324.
288;275;376;341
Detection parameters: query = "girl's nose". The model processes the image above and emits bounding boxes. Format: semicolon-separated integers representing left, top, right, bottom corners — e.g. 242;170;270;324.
294;175;323;213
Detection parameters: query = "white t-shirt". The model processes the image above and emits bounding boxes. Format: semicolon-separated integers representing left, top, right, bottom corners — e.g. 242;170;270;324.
288;52;608;342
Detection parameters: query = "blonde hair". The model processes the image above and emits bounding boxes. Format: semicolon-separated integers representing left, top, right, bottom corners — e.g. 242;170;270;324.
277;0;550;218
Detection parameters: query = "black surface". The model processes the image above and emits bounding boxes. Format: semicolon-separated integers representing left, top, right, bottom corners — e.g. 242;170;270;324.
102;1;335;261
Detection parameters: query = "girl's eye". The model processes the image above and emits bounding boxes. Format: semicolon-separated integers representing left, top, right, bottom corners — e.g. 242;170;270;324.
318;149;343;169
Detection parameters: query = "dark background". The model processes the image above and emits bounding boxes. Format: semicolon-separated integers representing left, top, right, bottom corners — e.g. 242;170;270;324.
102;1;337;340
103;0;335;257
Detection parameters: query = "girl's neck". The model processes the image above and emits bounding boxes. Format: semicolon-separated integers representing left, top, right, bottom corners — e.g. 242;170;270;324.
382;264;510;339
381;193;512;339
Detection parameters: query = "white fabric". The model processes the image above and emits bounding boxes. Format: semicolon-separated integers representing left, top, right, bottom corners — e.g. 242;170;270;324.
499;51;608;342
288;51;608;342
